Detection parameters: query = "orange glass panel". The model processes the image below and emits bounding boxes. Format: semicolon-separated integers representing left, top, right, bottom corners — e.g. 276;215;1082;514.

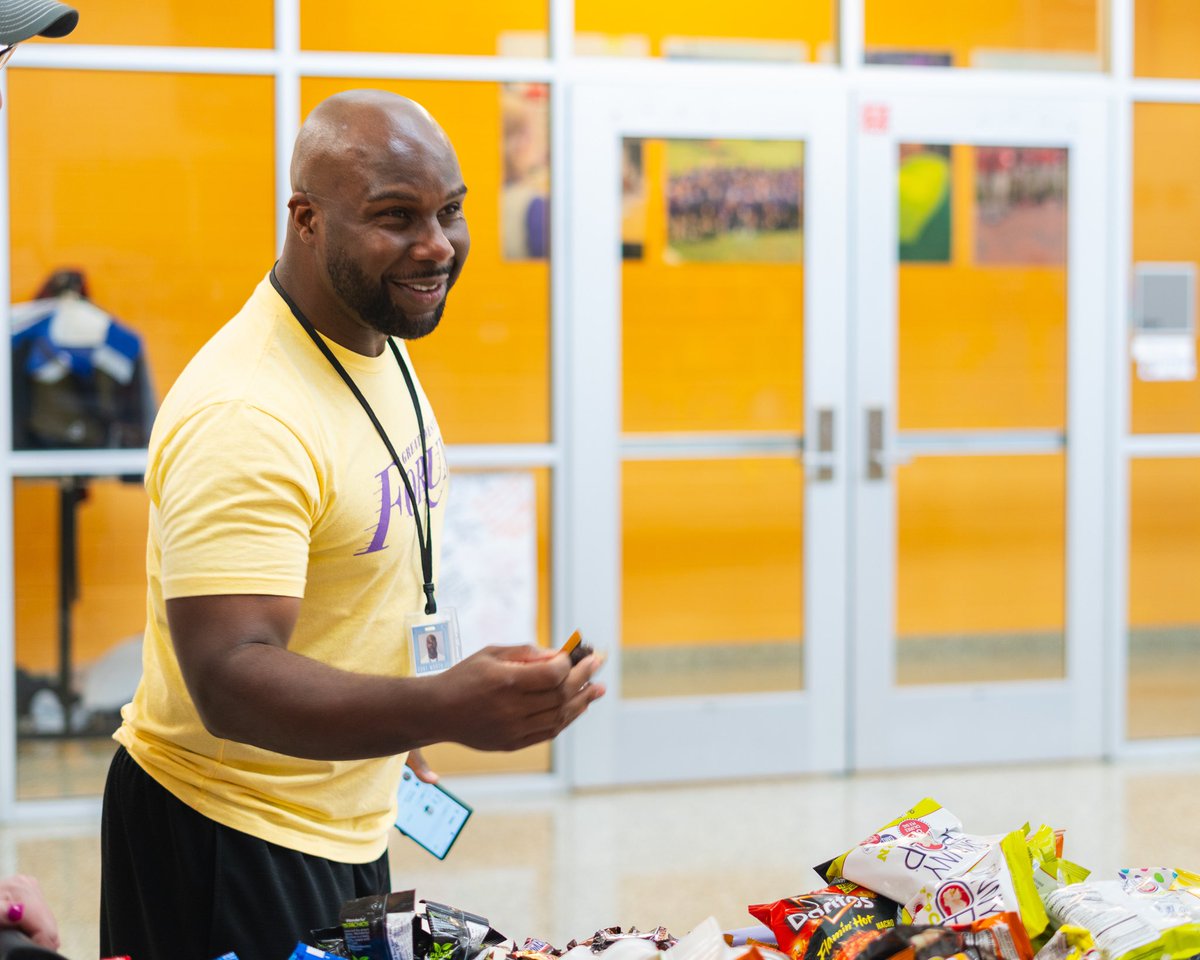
896;455;1066;684
33;0;272;48
1131;104;1200;434
622;139;805;434
575;0;834;62
301;0;546;56
899;144;1068;431
866;0;1101;70
13;479;147;678
9;70;275;799
301;79;550;444
1128;459;1200;740
1135;0;1200;79
8;70;277;387
14;478;144;800
621;459;804;698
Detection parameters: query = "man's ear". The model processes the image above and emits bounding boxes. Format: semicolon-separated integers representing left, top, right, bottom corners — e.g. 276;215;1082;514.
287;192;318;243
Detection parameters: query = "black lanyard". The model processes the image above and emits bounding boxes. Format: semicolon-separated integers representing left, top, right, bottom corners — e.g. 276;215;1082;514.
269;267;437;614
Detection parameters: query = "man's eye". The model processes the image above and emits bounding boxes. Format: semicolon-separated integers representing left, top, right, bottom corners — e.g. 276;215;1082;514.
440;203;463;218
382;208;411;220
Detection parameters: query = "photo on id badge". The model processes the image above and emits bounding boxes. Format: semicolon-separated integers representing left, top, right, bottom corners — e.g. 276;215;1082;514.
407;609;461;676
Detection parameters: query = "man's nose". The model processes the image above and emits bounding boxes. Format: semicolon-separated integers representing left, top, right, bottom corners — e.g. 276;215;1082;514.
411;217;455;264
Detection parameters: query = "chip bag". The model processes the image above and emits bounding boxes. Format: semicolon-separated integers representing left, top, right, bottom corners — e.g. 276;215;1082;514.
1041;870;1200;960
815;799;1048;939
748;881;899;960
1025;825;1089;901
1029;926;1097;960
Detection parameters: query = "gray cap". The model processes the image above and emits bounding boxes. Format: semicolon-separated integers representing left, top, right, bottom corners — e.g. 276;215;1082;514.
0;0;79;46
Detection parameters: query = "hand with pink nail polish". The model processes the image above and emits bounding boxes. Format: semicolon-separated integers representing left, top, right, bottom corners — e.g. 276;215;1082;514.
0;874;60;951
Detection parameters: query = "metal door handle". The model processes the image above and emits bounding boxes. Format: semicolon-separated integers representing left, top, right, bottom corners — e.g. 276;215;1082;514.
866;408;910;479
804;408;835;481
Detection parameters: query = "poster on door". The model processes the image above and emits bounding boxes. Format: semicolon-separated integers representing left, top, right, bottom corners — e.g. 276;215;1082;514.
663;139;804;264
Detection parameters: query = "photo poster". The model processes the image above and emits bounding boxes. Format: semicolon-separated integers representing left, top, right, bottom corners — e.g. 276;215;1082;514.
500;82;550;260
436;472;538;656
621;138;647;260
663;138;804;264
898;143;952;263
974;146;1068;266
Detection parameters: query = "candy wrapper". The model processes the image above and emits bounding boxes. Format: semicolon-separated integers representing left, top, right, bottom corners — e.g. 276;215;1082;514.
1041;869;1200;960
309;927;352;957
664;917;789;960
507;938;561;960
748;880;899;960
339;890;417;960
557;927;678;960
291;945;342;960
565;928;676;953
816;798;1048;938
854;912;1033;960
418;900;507;960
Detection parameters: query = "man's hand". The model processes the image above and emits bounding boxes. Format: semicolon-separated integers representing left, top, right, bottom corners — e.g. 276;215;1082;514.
405;748;438;783
429;645;606;752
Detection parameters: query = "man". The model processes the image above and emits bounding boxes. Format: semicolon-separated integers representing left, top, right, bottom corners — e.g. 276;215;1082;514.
0;0;78;110
100;89;605;960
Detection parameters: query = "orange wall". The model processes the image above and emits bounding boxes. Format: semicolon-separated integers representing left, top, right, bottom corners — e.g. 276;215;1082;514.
1131;103;1200;435
577;0;834;59
623;139;805;435
619;138;805;648
1129;459;1200;626
8;70;554;674
1135;0;1200;78
301;0;545;56
577;0;1095;64
9;3;1198;675
866;0;1099;66
1127;103;1200;634
8;69;276;673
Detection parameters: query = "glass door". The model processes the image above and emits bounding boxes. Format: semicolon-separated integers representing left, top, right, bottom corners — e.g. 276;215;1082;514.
565;80;849;785
852;89;1109;767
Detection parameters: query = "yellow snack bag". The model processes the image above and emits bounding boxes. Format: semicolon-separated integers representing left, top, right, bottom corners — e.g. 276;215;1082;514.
815;799;1048;939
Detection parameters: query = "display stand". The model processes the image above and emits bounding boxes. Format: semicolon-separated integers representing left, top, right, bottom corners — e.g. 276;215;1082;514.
53;476;86;732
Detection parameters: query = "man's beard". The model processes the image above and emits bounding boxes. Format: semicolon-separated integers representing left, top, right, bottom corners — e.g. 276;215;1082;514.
326;245;449;341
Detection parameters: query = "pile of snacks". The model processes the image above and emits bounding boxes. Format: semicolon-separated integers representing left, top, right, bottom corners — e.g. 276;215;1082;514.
747;798;1200;960
200;798;1200;960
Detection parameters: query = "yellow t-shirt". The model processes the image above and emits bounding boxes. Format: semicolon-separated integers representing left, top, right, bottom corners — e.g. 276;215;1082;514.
115;274;448;863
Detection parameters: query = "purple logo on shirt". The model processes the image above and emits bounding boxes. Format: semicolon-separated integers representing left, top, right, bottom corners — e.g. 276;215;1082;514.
356;435;446;555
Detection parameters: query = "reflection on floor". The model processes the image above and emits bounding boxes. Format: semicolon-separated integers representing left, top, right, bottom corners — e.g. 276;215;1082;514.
16;737;117;801
5;756;1200;960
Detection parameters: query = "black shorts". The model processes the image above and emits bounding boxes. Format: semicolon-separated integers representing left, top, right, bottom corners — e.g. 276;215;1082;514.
100;745;390;960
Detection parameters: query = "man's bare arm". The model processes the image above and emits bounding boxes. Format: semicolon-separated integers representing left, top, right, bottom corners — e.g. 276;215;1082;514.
167;594;605;760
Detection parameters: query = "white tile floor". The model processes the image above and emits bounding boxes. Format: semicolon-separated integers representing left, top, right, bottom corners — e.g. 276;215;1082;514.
4;755;1200;960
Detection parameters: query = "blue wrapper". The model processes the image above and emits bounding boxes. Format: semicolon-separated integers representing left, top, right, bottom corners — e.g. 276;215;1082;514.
289;943;338;959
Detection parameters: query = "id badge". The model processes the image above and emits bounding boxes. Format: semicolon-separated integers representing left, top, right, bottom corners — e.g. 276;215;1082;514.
406;608;461;676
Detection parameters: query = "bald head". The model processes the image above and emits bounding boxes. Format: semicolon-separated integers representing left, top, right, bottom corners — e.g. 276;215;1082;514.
291;90;455;197
277;89;471;354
